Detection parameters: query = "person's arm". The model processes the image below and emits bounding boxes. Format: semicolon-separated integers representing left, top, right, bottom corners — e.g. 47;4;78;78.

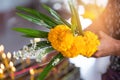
84;6;120;57
92;31;120;57
84;0;120;57
114;39;120;56
85;18;110;36
85;17;120;57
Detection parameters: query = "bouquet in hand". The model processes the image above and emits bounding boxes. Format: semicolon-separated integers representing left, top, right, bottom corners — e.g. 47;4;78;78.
13;0;100;80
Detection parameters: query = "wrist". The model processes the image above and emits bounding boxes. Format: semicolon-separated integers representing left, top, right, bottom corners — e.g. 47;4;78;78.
114;39;120;56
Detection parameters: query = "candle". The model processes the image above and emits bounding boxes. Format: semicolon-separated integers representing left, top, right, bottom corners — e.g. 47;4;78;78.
0;45;4;53
0;68;4;79
30;68;35;80
11;67;16;80
2;53;9;67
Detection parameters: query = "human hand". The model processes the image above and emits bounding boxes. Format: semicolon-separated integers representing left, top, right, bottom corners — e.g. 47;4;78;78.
93;31;119;58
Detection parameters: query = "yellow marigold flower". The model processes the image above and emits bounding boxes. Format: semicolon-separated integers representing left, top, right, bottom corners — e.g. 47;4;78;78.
48;25;100;58
62;36;85;58
82;31;100;57
48;25;74;52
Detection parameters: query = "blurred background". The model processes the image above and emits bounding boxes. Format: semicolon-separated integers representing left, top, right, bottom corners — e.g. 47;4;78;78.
0;0;109;80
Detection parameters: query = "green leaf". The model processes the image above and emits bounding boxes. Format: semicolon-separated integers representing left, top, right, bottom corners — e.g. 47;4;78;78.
12;27;48;38
37;53;64;80
28;41;51;50
16;7;59;28
42;47;54;53
42;4;71;28
36;41;51;49
17;6;59;25
69;0;83;35
36;47;54;62
16;13;52;29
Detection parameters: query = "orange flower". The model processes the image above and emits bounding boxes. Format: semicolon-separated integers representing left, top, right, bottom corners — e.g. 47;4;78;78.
62;36;85;58
82;31;100;57
48;25;74;52
48;25;100;58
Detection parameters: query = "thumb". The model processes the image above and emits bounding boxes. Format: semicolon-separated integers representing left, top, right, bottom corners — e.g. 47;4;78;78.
93;51;101;58
92;51;101;58
92;51;106;58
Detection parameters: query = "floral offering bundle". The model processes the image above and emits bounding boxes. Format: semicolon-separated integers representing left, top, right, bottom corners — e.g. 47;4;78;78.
13;0;100;80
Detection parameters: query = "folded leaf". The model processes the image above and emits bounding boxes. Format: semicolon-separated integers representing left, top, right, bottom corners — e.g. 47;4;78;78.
13;27;48;38
42;5;71;28
16;13;53;29
37;53;64;80
17;7;59;28
69;0;83;35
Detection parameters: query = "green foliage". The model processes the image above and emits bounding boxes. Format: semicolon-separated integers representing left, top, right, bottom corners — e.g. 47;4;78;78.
36;41;51;48
37;53;64;80
42;5;71;28
16;7;59;29
12;27;48;38
69;0;83;35
16;13;51;28
13;1;81;80
41;47;54;54
36;47;54;62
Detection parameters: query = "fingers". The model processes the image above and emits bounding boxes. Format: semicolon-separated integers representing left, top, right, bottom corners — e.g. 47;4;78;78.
92;51;102;58
92;31;115;58
92;51;111;58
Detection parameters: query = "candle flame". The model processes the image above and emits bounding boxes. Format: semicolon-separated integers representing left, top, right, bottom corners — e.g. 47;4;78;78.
0;45;4;52
7;52;12;59
0;64;5;70
9;61;14;67
11;67;16;72
2;53;6;59
30;68;34;75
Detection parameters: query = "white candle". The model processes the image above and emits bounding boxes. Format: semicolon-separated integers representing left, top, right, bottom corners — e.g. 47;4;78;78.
0;68;4;79
2;53;9;67
11;67;16;80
